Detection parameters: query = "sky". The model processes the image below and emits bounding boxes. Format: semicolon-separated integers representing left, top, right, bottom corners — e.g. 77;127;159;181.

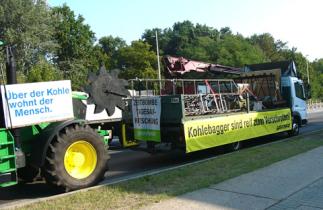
47;0;323;61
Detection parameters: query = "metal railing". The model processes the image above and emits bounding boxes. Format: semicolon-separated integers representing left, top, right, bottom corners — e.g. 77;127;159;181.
128;78;239;97
307;100;323;111
128;78;246;116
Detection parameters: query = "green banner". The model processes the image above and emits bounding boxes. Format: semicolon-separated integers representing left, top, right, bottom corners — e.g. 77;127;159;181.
134;129;161;142
184;109;292;153
132;96;161;142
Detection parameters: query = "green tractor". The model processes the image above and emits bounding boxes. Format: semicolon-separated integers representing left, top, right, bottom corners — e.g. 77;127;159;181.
0;42;132;191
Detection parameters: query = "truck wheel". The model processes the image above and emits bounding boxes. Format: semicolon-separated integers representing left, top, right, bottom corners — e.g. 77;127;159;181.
43;125;109;191
232;141;242;151
288;119;299;136
226;141;242;152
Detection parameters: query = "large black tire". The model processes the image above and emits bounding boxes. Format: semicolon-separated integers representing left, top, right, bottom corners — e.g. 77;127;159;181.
288;118;300;137
42;124;109;191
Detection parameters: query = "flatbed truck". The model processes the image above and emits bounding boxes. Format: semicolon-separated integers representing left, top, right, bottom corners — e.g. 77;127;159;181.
122;57;308;153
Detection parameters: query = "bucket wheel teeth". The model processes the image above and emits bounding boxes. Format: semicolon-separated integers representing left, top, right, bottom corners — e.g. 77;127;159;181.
85;66;129;116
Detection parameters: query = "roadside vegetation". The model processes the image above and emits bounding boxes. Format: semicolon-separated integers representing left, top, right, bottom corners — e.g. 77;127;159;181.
19;130;323;210
1;0;323;99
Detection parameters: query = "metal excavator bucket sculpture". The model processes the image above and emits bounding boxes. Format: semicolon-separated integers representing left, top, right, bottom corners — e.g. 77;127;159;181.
84;65;130;115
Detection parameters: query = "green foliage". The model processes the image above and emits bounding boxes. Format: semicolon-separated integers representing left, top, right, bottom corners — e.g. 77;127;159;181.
216;35;266;66
141;20;323;99
142;21;219;58
0;0;56;74
142;21;265;67
90;45;111;70
311;59;323;99
248;33;287;62
117;41;157;79
51;4;95;62
312;59;323;74
27;58;62;82
99;36;126;57
98;36;126;68
51;4;97;87
57;59;89;90
0;2;322;99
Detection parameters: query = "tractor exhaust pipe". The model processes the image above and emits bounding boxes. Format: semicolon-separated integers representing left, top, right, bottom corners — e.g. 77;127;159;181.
5;46;21;150
5;46;17;84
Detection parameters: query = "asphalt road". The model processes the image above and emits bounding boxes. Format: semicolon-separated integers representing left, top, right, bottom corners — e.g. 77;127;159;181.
1;110;323;207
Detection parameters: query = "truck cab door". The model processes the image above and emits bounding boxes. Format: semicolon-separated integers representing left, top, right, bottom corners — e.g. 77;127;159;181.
292;80;307;123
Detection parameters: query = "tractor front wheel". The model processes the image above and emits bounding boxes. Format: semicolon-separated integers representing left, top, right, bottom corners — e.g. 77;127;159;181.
42;125;109;191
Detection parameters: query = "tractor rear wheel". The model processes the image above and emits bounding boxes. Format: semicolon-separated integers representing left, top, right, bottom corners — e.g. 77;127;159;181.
42;125;109;191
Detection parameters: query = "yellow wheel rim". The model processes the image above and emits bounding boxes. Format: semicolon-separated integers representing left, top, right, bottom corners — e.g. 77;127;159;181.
64;140;97;179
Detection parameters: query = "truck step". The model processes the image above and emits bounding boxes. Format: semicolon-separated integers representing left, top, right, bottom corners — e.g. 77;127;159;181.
0;129;18;187
0;153;17;187
0;143;15;159
0;155;16;160
0;168;16;173
0;157;16;172
0;171;17;187
0;142;14;146
0;129;17;180
0;129;14;144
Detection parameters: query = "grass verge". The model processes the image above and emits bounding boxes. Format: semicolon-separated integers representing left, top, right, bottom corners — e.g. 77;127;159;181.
19;131;323;210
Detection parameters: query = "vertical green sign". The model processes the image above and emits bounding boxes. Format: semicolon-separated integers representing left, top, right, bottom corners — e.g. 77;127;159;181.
132;96;161;142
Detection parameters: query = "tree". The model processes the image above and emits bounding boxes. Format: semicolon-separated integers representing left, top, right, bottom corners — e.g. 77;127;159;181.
99;36;126;57
216;35;266;67
51;4;95;62
248;33;288;61
310;59;323;99
219;27;232;38
142;21;200;56
312;59;323;74
58;59;89;90
98;36;126;68
90;45;110;71
27;57;62;82
51;4;97;88
0;0;55;75
117;41;157;79
142;22;266;67
195;23;218;38
178;36;216;62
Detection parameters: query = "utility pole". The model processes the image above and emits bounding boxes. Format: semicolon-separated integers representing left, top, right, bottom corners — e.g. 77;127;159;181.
306;55;310;84
155;30;162;93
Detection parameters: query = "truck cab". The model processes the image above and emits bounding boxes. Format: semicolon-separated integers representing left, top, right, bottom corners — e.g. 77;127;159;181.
281;76;308;125
244;60;308;127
